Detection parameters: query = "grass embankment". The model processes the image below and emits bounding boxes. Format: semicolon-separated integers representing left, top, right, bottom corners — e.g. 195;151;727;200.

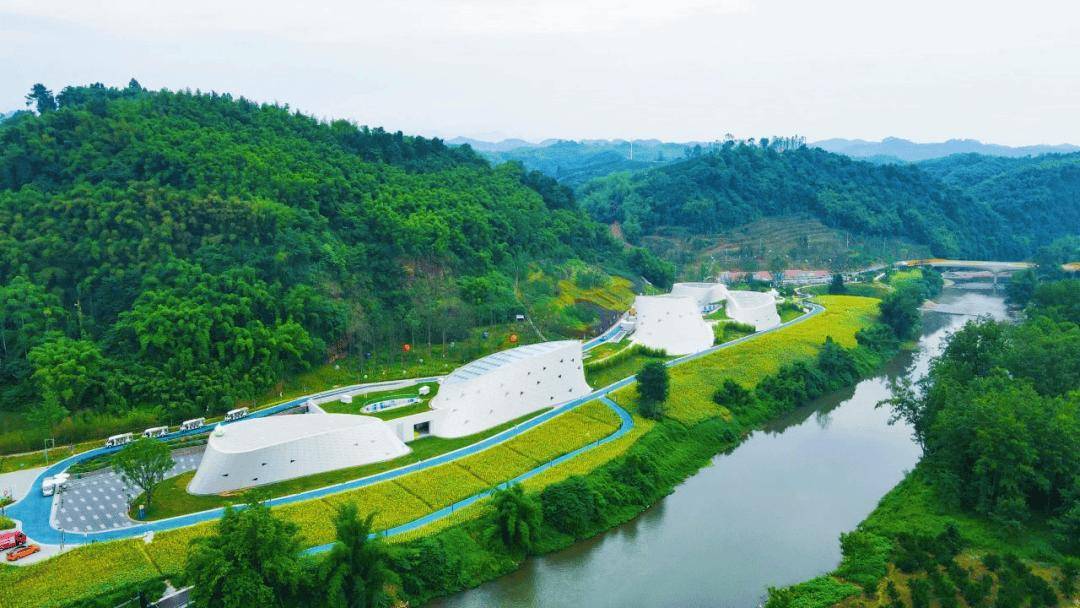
779;301;805;322
132;408;549;521
1;296;879;608
805;282;893;299
584;343;673;388
778;467;1075;608
713;321;756;344
705;303;729;320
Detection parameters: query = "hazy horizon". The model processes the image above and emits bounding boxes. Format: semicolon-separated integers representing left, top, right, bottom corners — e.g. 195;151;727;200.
4;0;1080;146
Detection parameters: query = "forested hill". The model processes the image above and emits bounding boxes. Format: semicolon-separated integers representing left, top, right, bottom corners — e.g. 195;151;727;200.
919;153;1080;254
0;82;629;421
477;139;697;186
578;142;1029;260
813;136;1079;162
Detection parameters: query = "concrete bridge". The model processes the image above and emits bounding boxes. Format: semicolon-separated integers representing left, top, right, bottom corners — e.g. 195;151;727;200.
896;258;1034;284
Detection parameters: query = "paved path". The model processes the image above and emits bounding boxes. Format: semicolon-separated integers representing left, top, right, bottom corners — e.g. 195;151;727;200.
52;447;203;533
6;304;822;549
0;466;46;504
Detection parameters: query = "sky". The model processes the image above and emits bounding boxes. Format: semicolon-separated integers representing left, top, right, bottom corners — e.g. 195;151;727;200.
3;0;1079;146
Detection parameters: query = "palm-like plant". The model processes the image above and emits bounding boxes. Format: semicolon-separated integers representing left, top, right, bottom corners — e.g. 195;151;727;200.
491;483;542;553
321;504;397;608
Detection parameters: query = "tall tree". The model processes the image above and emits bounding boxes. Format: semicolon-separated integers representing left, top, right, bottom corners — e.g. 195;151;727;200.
636;361;669;419
24;84;56;114
112;438;174;509
490;483;542;553
320;503;396;608
185;501;302;608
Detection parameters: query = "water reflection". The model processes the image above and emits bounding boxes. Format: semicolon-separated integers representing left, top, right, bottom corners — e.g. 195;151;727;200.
432;288;1005;608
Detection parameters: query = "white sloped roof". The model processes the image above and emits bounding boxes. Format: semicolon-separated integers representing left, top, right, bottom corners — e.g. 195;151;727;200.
209;414;387;453
443;340;577;385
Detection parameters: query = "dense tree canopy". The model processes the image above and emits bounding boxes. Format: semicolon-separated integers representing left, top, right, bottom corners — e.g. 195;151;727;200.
920;153;1080;254
0;83;637;420
578;142;1077;260
886;281;1080;546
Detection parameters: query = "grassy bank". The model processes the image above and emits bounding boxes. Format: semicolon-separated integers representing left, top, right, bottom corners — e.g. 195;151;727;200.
775;467;1076;608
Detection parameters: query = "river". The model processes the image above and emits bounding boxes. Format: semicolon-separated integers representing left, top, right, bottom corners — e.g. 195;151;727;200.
432;288;1008;608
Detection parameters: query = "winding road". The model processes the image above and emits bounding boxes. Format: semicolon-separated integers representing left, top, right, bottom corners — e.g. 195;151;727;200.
6;302;823;552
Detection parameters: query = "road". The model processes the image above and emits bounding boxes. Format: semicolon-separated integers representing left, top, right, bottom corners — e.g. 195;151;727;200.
6;303;822;552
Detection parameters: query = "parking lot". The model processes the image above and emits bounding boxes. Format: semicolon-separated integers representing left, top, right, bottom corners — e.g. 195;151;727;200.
51;447;204;533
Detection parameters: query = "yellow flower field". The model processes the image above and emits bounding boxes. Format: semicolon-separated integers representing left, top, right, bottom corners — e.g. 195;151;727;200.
616;295;879;424
394;463;490;511
458;445;540;485
1;539;160;608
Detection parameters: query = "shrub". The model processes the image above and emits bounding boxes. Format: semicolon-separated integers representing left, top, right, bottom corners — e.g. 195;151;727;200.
711;379;753;410
834;530;892;592
541;476;599;537
0;515;15;530
909;577;932;608
816;336;859;388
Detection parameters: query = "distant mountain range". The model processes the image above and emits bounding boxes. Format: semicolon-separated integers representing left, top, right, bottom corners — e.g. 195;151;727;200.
448;138;709;186
811;137;1080;163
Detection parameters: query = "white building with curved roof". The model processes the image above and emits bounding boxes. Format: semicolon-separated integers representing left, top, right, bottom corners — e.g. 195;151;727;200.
429;340;591;438
631;294;713;355
727;290;781;330
188;413;409;495
671;282;730;308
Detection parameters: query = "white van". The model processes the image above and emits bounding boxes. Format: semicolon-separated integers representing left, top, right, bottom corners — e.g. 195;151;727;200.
223;407;249;422
180;417;205;431
142;426;169;439
104;432;133;448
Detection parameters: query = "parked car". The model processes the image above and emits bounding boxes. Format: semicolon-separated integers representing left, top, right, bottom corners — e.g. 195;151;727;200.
6;544;40;561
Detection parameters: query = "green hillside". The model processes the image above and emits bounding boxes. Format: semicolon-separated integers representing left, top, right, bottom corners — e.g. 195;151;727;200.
0;82;663;435
577;141;1063;262
919;152;1080;253
482;139;695;186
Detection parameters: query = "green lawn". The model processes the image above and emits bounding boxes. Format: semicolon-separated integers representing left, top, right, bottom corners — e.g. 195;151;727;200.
778;302;804;323
320;381;439;421
585;349;674;389
0;439;101;474
712;321;756;344
583;340;629;361
804;282;892;299
131;409;550;521
705;304;729;320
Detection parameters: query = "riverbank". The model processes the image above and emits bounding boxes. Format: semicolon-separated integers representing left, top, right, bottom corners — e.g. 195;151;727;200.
774;284;1079;608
